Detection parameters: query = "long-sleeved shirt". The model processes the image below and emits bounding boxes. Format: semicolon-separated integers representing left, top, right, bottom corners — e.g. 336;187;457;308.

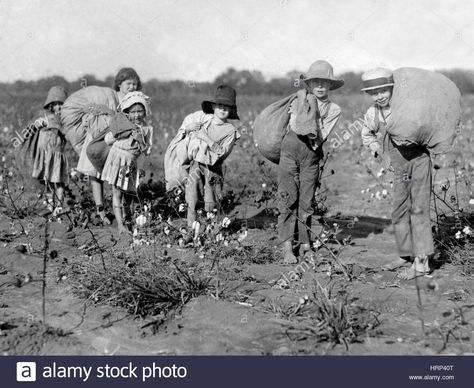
361;105;392;153
288;96;341;150
105;124;153;156
178;111;240;166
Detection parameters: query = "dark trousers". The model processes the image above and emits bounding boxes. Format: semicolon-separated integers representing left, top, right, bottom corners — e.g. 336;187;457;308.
389;141;434;257
277;130;322;244
185;162;223;226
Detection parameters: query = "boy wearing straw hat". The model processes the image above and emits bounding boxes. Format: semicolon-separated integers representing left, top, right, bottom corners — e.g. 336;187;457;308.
360;67;434;279
279;60;343;264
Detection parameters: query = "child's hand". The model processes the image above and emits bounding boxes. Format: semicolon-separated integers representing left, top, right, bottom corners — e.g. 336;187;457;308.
185;122;201;133
34;117;48;129
195;130;207;140
381;156;394;172
369;142;381;158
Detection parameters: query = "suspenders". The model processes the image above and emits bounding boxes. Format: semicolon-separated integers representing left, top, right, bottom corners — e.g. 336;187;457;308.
374;105;390;153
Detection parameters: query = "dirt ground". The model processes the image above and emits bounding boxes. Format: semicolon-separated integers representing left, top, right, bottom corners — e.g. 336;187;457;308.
1;146;473;356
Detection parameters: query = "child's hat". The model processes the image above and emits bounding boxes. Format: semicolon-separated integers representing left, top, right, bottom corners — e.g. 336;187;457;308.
43;86;68;109
361;68;394;91
118;91;151;115
202;85;239;120
300;60;344;90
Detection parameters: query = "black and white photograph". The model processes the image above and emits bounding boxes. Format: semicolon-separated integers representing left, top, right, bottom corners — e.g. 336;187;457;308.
0;0;473;372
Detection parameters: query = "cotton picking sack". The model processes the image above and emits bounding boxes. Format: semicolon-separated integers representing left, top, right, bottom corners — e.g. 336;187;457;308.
253;93;297;164
387;68;461;154
164;131;191;192
61;86;118;154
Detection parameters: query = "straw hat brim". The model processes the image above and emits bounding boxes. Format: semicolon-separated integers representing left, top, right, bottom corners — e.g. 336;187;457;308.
302;76;344;91
360;82;395;92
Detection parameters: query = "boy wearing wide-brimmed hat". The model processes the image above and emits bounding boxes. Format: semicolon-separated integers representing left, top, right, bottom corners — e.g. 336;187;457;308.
278;60;343;264
360;67;434;279
180;85;240;227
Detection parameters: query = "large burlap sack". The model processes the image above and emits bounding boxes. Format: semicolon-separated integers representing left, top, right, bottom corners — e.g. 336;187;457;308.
387;68;461;154
86;128;111;173
253;93;297;164
164;131;191;192
61;86;118;154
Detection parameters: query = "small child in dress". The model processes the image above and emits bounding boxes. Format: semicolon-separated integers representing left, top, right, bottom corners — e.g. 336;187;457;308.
179;85;240;228
101;92;153;234
32;86;69;216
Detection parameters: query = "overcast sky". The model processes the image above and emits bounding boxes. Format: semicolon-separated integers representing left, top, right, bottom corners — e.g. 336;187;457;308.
1;0;474;82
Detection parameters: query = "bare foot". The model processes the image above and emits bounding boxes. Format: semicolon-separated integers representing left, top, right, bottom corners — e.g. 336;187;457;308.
397;264;425;280
118;225;131;235
382;257;411;271
283;251;298;265
414;255;430;274
98;211;111;226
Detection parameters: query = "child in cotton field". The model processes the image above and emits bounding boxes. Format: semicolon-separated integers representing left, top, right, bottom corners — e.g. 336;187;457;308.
278;60;343;264
32;86;69;216
179;85;240;228
360;68;434;279
101;91;153;234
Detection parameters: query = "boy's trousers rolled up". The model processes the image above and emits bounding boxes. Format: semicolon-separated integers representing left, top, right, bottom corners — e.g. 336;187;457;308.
389;140;434;258
277;130;322;244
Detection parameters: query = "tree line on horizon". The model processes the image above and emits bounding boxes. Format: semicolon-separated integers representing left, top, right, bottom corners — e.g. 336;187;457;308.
2;68;474;100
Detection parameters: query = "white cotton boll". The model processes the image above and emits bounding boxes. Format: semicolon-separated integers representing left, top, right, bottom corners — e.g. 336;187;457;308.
193;221;201;239
463;226;473;236
135;215;147;227
382;189;388;198
237;230;248;242
262;183;267;189
178;203;186;213
469;198;474;205
222;217;231;228
455;231;462;239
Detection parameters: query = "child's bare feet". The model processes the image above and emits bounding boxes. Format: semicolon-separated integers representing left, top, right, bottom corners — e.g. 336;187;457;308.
414;255;430;273
97;210;111;225
397;256;429;280
397;265;421;280
282;241;297;264
117;224;131;235
382;257;411;271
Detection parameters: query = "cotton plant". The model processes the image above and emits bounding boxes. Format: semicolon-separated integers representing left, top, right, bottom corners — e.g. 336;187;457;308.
132;203;155;245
